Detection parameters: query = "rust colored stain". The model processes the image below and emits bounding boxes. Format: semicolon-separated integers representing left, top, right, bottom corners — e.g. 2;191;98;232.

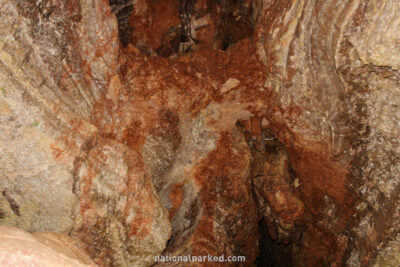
122;120;144;150
267;189;304;222
238;116;263;146
69;118;85;132
168;183;184;220
129;210;152;239
50;144;65;160
80;163;95;214
274;129;356;264
128;0;180;53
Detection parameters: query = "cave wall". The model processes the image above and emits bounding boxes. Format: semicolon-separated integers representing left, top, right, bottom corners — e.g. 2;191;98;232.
0;0;170;266
255;1;400;265
0;0;399;266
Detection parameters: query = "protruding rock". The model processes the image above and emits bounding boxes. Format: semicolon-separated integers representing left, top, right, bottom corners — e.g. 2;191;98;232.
0;225;96;267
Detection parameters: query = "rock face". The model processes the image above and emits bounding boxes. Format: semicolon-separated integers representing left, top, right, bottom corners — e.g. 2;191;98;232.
71;137;171;266
255;1;400;265
0;0;399;266
0;0;170;266
0;225;96;266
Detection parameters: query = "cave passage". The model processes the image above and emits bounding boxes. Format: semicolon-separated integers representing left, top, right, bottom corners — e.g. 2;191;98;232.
110;0;255;54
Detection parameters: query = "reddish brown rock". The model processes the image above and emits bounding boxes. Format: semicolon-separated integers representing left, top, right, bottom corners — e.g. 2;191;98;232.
125;0;257;55
153;124;259;267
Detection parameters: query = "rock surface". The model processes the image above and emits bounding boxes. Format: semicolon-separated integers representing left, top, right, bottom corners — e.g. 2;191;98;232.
0;0;170;266
0;0;399;266
0;225;96;266
255;0;400;265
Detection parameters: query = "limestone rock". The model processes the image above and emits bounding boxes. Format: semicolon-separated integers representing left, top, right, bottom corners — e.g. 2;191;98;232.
71;137;171;266
255;0;400;265
0;0;96;233
0;0;171;265
0;225;96;267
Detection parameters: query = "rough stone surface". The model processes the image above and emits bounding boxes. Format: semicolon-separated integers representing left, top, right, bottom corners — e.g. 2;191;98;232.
0;0;399;266
0;0;170;266
0;225;96;266
71;137;171;266
254;0;400;265
249;132;304;244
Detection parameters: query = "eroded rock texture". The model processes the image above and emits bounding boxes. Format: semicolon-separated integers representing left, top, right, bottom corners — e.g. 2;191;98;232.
0;0;399;266
254;1;400;265
0;0;169;266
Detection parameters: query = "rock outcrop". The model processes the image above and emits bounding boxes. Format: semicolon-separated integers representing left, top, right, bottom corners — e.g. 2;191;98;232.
0;225;96;266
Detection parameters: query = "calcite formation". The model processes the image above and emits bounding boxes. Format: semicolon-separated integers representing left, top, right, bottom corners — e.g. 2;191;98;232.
0;0;399;266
